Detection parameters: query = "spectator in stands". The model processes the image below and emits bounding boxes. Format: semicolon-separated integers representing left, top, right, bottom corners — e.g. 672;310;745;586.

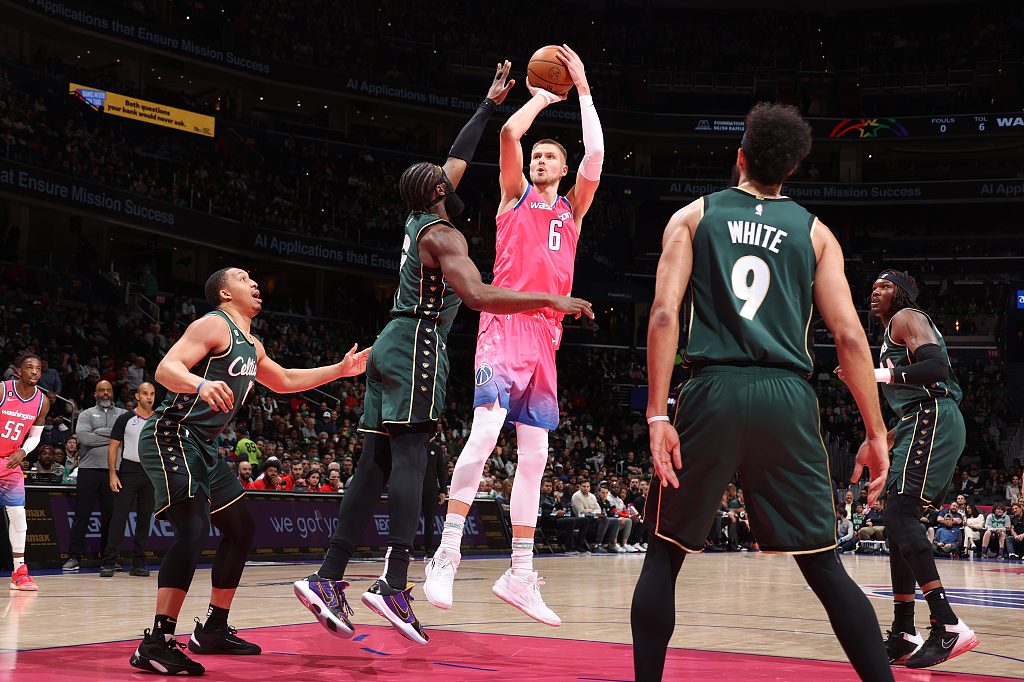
250;458;286;490
63;434;80;473
237;460;254;488
235;426;261;465
539;478;589;554
66;380;124;571
933;515;962;557
1007;502;1024;561
1007;474;1021;504
572;479;616;553
30;444;64;483
323;469;343;493
126;356;146;390
37;357;61;394
982;502;1010;559
858;500;886;541
963;503;985;556
598;483;636;553
837;508;857;553
953;470;976;498
919;506;939;543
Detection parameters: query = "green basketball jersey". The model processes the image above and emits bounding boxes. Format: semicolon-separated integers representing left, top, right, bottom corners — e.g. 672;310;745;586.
880;309;962;417
684;188;817;374
152;310;258;444
392;212;462;336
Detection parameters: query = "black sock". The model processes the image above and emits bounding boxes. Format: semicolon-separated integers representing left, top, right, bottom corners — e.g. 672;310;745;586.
204;604;229;632
153;614;177;641
384;547;411;588
923;586;957;625
318;544;352;581
893;599;916;633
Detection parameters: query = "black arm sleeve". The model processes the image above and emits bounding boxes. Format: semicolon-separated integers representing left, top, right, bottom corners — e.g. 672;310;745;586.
110;410;132;442
891;343;949;385
447;98;496;162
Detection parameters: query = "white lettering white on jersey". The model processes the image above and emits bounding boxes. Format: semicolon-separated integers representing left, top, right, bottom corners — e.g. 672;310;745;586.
228;356;258;377
726;221;788;253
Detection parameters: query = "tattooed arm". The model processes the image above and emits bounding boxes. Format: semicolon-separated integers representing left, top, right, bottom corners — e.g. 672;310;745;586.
887;309;949;385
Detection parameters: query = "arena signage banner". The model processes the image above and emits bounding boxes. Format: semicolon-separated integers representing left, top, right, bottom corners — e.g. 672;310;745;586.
0;159;409;275
69;82;215;137
24;486;508;568
661;178;1024;204
14;0;1024;141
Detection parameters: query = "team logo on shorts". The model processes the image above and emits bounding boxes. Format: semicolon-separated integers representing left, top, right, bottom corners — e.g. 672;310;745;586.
475;363;493;386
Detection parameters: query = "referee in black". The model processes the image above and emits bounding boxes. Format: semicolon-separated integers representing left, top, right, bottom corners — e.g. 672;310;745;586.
100;382;157;578
421;428;447;558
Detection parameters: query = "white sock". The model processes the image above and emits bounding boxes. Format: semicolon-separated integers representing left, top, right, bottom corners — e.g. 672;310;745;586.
511;539;534;576
13;556;24;570
439;513;465;556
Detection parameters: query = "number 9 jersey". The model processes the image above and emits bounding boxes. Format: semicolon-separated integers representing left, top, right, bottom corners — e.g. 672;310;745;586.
684;188;816;375
492;184;578;320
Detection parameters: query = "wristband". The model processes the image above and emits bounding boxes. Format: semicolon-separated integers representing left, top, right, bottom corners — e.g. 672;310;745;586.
647;415;670;425
874;368;893;384
197;379;209;393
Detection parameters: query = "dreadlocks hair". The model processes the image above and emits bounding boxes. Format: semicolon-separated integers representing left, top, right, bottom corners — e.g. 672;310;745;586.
878;269;920;315
399;162;443;212
742;102;813;185
205;267;236;309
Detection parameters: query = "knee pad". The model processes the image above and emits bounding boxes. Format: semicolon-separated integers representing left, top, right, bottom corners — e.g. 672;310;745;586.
7;506;26;554
509;424;548;526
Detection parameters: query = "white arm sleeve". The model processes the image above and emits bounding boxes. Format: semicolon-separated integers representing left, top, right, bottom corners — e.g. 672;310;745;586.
20;425;43;454
578;94;604;181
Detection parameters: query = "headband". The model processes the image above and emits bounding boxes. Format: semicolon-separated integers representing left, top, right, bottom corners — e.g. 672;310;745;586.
878;272;917;302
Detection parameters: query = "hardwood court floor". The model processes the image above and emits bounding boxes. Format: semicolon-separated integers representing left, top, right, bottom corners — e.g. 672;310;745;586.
2;551;1021;680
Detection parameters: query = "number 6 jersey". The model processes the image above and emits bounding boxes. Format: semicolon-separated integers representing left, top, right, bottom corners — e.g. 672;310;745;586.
684;188;816;374
493;184;578;321
0;381;43;458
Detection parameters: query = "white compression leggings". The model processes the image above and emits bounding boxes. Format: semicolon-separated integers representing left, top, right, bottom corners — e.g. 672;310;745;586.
7;506;26;555
448;403;550;527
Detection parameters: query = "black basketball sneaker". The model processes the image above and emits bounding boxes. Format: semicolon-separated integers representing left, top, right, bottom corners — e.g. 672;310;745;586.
129;629;205;676
883;629;923;664
187;618;262;655
904;617;979;668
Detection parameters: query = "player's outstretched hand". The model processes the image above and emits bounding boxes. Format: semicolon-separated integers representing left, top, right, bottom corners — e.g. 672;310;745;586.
556;44;590;94
525;75;567;103
649;421;681;488
550;295;594;319
486;60;515;105
338;344;371;377
851;435;889;506
198;379;234;412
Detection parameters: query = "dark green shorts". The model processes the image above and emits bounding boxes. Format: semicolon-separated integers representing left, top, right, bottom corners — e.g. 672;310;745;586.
140;417;245;517
360;317;448;434
886;397;965;509
646;365;837;554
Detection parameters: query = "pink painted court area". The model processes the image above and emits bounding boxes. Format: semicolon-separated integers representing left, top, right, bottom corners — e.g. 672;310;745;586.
0;623;1011;682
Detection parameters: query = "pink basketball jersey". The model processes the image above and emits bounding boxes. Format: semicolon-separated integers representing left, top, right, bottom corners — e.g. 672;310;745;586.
493;184;578;319
0;381;42;458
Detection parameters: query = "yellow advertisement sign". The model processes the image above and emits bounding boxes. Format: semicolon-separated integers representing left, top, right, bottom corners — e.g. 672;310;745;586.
69;83;215;137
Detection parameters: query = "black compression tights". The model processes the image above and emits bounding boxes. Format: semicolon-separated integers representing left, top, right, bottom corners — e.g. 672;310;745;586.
158;495;211;592
321;423;432;585
631;536;894;682
210;500;256;590
883;487;940;595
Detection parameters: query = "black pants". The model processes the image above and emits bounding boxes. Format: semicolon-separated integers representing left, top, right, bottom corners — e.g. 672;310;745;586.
69;468;117;560
421;480;438;553
588;516;617;546
102;460;156;568
326;424;432;585
544;515;590;551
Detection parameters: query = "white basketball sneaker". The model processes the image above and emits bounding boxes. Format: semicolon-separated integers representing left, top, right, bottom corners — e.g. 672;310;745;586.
423;548;460;609
491;569;560;627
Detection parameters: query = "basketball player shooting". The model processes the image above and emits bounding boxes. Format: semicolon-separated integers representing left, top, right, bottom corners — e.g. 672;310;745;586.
294;61;593;647
1;354;49;592
130;268;369;676
423;44;603;626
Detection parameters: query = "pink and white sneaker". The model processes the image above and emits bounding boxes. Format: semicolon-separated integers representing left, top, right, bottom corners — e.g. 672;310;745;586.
10;564;38;591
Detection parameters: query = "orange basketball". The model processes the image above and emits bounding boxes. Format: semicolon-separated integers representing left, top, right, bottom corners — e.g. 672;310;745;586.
527;46;574;96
